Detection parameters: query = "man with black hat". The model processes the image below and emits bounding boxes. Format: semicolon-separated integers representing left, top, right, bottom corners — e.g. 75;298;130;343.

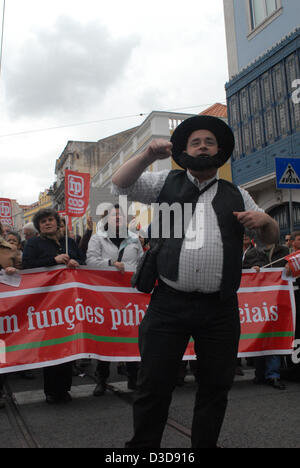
112;115;279;448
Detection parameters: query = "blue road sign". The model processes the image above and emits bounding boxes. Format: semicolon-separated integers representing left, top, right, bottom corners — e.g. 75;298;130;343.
275;157;300;189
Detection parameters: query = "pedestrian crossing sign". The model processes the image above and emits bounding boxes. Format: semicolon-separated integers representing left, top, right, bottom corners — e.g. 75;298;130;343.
275;157;300;189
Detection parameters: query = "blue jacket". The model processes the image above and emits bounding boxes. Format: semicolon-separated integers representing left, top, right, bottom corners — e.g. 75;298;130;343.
22;235;85;269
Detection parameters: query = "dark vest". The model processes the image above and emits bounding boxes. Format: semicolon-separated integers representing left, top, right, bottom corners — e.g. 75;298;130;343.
154;170;245;299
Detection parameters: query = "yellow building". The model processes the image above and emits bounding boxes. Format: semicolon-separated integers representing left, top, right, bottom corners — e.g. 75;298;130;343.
23;190;52;224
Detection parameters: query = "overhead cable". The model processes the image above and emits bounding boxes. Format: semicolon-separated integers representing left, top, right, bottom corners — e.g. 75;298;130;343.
0;101;226;139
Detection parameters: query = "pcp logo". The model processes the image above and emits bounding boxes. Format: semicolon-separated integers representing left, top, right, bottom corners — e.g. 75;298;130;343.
65;170;90;216
0;200;11;218
67;175;85;211
68;174;84;198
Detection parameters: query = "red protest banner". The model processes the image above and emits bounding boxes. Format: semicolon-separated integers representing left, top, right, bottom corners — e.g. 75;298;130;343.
65;170;90;217
238;268;296;357
0;198;13;226
285;250;300;278
0;267;296;373
0;267;148;373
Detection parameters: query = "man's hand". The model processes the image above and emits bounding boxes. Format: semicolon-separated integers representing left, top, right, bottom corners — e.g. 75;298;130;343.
87;216;93;231
146;139;173;162
67;259;80;268
233;211;279;244
4;267;17;275
112;139;173;188
285;263;292;276
55;253;70;265
233;211;270;230
113;261;125;273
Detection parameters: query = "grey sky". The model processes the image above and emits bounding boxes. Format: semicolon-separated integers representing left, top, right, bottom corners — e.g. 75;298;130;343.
5;16;140;119
0;0;229;205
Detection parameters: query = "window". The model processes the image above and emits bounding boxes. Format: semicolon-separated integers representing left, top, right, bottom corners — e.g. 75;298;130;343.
249;0;279;30
268;203;300;236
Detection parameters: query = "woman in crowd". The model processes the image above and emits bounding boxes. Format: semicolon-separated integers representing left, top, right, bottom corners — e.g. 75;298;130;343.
6;231;23;269
22;208;85;404
0;223;19;273
86;204;143;395
6;230;35;380
0;224;19;407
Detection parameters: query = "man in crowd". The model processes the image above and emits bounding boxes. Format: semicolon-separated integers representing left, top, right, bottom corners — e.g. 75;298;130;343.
282;231;300;381
285;233;293;252
0;223;11;239
22;222;38;249
112;115;279;448
243;241;289;389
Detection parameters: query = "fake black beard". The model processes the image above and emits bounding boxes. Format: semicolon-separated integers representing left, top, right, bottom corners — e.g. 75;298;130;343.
175;150;228;171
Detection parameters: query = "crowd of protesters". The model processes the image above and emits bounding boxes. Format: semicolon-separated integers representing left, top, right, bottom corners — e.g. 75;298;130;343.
1;208;300;410
0;206;145;407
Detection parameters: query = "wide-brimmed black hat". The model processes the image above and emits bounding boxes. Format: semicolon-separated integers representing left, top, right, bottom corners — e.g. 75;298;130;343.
170;115;235;170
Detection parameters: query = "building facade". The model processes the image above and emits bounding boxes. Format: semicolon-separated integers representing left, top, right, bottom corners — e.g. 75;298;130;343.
50;127;138;235
10;200;27;235
90;111;193;232
223;0;300;238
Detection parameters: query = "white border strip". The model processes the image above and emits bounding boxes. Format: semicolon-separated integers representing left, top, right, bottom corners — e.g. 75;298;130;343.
0;349;290;375
15;265;136;275
238;349;292;357
1;283;288;299
0;353;142;374
238;285;291;293
0;282;141;299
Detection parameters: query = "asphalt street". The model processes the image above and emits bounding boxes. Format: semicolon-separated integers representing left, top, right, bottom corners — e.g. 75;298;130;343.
1;360;300;449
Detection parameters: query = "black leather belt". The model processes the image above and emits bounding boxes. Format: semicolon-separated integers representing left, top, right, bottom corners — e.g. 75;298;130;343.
158;279;220;299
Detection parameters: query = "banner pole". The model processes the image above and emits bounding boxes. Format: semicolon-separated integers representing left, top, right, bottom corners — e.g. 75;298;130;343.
261;256;287;268
257;250;300;269
65;215;69;256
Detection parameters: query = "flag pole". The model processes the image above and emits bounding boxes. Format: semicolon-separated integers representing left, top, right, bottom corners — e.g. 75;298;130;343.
65;215;69;256
260;256;287;269
252;251;299;269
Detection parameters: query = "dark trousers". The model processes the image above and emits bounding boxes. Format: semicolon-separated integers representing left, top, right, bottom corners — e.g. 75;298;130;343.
126;282;240;448
0;374;4;394
96;361;139;381
43;363;72;396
